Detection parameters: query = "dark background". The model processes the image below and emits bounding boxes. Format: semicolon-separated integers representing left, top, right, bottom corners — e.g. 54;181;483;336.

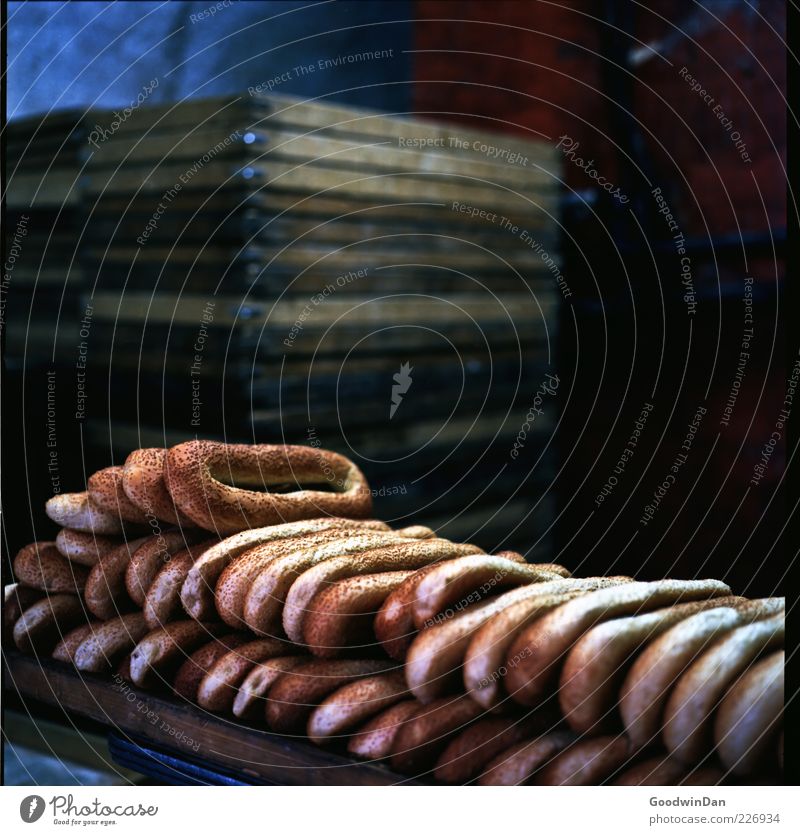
2;0;789;598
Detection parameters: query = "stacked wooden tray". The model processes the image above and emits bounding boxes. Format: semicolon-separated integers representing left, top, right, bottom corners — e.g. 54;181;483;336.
4;110;95;368
8;95;563;551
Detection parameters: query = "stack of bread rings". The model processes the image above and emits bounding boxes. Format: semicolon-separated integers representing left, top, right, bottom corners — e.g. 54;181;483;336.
5;440;785;785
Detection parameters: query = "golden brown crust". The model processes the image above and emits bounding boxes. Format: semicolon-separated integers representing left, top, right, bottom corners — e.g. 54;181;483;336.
463;577;632;709
122;447;196;526
534;735;632;785
13;541;89;594
282;539;482;643
307;670;408;744
347;700;421;761
173;634;248;702
180;517;390;622
389;694;484;774
504;579;731;706
411;555;563;629
143;540;217;628
52;621;103;663
266;658;393;733
239;531;419;635
73;613;150;672
197;639;291;713
612;755;690;786
45;492;126;535
55;529;122;567
164;440;373;534
560;596;744;734
478;731;576;785
125;529;205;607
13;595;86;653
713;650;783;775
232;656;308;720
618;599;784;750
84;536;151;620
302;571;413;658
88;466;151;525
434;714;557;784
3;584;45;636
661;614;784;763
374;562;458;661
129;621;226;688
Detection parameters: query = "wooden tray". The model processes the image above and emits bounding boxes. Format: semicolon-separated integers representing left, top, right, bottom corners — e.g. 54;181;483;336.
4;650;416;786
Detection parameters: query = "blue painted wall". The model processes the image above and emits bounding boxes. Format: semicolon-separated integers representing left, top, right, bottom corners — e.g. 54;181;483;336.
7;0;413;119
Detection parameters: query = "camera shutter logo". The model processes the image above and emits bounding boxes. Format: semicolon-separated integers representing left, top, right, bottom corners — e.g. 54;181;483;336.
20;796;46;823
390;362;413;419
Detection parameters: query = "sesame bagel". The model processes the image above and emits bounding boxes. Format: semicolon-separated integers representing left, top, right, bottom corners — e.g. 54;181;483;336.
164;440;373;534
45;492;126;535
504;579;731;707
347;700;421;761
74;613;151;673
714;650;784;776
13;595;87;654
239;529;431;635
129;621;227;689
84;536;151;620
143;540;218;628
463;577;632;709
52;621;103;664
88;466;151;525
307;670;408;744
55;529;122;567
266;658;393;733
534;735;632;785
283;539;482;644
125;529;204;607
620;598;785;750
122;448;196;526
478;731;576;785
179;517;390;622
559;596;744;735
232;656;308;720
302;571;414;658
173;634;249;702
13;541;89;594
197;638;291;713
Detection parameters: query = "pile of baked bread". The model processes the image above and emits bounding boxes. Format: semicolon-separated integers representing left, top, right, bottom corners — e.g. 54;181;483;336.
5;441;784;785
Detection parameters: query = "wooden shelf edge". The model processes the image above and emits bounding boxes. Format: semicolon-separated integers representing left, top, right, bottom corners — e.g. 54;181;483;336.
3;650;415;786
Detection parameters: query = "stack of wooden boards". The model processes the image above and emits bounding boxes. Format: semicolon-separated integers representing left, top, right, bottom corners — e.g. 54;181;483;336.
3;111;96;367
5;94;562;549
4;441;784;785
